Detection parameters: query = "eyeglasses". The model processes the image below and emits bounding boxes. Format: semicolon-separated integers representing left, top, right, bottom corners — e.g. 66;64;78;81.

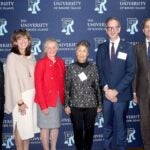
106;26;120;31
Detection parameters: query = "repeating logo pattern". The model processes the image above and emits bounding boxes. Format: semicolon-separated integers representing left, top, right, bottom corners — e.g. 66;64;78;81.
94;37;106;52
0;18;8;36
129;100;137;109
31;38;42;55
94;0;107;14
95;112;104;128
64;131;74;147
127;128;136;143
27;0;41;14
126;18;138;35
2;134;14;149
61;18;74;35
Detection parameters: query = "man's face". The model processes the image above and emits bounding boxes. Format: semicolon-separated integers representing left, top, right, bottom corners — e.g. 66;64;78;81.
143;20;150;40
106;19;121;41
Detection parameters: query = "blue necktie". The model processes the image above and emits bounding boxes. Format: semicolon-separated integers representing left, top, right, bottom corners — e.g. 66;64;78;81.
148;42;150;63
110;42;115;62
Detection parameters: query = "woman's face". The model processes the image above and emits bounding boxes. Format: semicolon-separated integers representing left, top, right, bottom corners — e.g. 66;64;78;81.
45;41;58;59
76;45;89;63
15;36;29;55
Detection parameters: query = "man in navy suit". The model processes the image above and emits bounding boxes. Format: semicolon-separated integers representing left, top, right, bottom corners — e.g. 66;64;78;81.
96;17;135;150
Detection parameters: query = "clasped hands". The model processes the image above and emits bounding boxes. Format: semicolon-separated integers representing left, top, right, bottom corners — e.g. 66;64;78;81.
104;86;118;103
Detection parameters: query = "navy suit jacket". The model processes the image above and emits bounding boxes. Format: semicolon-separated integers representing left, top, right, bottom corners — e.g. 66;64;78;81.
96;40;136;102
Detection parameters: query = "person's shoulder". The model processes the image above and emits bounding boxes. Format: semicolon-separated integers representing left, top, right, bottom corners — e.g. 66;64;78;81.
36;57;46;66
28;53;35;59
6;52;17;62
134;42;145;48
56;57;65;67
97;41;108;54
88;62;97;69
7;52;15;58
56;57;64;63
120;40;133;52
98;41;108;48
66;62;76;69
120;40;131;46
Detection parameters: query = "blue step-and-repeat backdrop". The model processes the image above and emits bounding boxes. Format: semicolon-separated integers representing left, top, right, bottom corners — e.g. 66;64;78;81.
1;0;150;149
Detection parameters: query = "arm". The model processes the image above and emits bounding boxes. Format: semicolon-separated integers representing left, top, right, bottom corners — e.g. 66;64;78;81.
115;45;136;93
93;65;102;112
34;61;47;110
65;66;72;107
64;66;72;115
5;54;22;113
132;45;138;103
96;45;108;88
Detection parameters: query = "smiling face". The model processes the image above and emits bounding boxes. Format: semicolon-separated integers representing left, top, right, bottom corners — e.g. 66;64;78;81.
143;19;150;41
44;40;58;59
106;19;121;41
14;35;30;55
76;45;89;63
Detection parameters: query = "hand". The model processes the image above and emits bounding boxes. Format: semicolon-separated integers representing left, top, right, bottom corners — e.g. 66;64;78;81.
18;103;28;115
97;108;102;113
65;106;71;115
105;89;118;102
103;85;109;92
133;93;138;103
42;108;49;115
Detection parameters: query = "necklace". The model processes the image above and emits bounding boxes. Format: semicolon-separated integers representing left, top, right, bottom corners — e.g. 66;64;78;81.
22;55;32;78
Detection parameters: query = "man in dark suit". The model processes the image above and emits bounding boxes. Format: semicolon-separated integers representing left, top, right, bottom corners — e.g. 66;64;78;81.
0;60;4;149
134;18;150;150
96;17;135;150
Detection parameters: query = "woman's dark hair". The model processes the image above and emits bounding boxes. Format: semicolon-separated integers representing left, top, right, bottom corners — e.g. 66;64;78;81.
76;40;90;50
11;29;32;56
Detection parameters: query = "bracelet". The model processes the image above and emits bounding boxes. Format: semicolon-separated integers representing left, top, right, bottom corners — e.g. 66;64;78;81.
18;102;24;106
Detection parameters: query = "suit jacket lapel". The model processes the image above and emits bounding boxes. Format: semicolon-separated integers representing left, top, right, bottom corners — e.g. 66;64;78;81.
105;41;111;65
112;40;124;65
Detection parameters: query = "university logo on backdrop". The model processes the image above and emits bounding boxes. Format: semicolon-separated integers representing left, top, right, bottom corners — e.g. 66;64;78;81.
127;128;136;143
94;37;106;52
63;58;74;65
129;100;137;109
31;38;42;55
94;0;107;14
61;18;74;35
126;18;138;35
95;112;104;128
64;131;74;147
0;18;8;36
27;0;41;14
2;134;14;149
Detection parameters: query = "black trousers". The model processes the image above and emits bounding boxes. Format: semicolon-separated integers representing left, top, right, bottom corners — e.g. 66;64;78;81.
70;107;97;150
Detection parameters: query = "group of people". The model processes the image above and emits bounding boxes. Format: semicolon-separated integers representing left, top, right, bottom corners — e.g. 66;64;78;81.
0;16;150;150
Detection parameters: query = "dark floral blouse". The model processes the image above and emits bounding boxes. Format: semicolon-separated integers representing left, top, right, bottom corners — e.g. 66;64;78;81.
65;62;102;108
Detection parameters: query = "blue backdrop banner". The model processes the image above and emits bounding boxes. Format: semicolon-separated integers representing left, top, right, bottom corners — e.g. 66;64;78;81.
1;0;149;149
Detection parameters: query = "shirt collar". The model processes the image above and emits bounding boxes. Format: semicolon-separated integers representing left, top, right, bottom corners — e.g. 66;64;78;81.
110;37;120;46
146;38;150;48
